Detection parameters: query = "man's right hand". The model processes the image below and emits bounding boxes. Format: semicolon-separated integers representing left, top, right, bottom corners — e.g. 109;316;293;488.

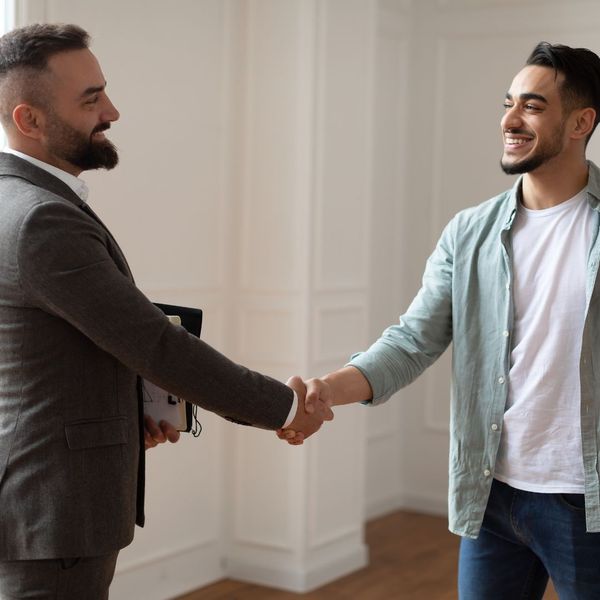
276;367;372;444
278;375;334;445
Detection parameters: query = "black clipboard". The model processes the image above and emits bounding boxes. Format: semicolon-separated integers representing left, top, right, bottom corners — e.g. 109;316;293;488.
142;303;203;434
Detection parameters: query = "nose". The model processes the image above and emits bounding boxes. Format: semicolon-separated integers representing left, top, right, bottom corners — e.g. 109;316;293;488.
102;94;120;123
501;104;521;132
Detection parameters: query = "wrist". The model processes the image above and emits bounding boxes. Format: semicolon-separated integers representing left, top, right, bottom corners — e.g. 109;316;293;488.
322;366;372;406
321;373;341;406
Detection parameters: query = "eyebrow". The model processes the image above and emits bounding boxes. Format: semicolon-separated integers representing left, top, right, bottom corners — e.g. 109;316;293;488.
80;83;106;98
505;92;548;104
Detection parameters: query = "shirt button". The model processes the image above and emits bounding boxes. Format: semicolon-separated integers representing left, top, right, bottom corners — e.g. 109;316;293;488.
491;423;499;431
502;330;509;337
483;469;491;477
498;376;505;384
505;283;510;290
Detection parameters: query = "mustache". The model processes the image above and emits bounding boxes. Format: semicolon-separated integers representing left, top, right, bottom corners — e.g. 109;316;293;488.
504;127;533;137
92;123;111;135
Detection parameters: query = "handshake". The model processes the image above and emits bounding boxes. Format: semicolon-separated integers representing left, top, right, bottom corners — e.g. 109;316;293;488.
276;375;335;446
144;374;334;450
277;366;371;444
145;366;370;449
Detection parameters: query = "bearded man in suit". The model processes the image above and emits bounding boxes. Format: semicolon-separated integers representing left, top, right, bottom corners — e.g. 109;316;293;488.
0;23;332;600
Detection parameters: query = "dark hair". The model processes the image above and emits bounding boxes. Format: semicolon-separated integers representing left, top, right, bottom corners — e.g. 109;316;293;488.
0;23;89;74
526;41;600;141
0;23;89;126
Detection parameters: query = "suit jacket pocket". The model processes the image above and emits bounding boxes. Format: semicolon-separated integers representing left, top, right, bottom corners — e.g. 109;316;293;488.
65;416;128;450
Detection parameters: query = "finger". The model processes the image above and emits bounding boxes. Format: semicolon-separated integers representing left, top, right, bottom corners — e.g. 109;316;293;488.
144;430;157;449
286;375;306;393
144;415;165;441
305;381;324;414
286;376;307;410
159;421;181;444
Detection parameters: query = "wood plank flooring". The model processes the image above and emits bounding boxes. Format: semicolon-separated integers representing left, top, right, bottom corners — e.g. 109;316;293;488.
176;510;559;600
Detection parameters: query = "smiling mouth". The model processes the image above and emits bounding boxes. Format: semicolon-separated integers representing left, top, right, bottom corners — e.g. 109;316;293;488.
91;123;110;138
503;128;534;148
503;133;535;152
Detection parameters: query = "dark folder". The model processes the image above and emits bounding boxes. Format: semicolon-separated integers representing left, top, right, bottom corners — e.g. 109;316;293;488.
142;303;203;434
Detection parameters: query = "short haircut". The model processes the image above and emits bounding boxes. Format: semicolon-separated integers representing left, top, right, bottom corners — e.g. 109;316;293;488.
0;23;89;127
526;41;600;142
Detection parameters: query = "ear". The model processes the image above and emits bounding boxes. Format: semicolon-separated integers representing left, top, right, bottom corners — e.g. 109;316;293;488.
12;103;45;140
570;107;596;140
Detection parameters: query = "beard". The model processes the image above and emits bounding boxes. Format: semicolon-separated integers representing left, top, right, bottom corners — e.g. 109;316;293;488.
500;124;565;175
45;110;119;171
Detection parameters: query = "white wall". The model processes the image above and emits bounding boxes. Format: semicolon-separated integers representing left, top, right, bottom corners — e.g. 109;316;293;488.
12;0;600;598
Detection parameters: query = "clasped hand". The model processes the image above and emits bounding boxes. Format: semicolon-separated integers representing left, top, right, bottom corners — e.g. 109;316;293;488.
276;375;333;445
144;415;180;449
143;375;334;449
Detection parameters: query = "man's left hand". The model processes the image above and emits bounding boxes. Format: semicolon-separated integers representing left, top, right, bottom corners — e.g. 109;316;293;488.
144;415;180;449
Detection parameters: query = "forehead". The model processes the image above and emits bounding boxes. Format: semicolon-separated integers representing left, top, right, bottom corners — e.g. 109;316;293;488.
508;65;564;99
45;48;105;94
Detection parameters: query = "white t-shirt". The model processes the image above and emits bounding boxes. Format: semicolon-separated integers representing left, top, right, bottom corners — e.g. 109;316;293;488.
494;188;597;493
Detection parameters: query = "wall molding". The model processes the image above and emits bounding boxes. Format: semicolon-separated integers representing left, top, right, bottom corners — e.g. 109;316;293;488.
227;539;368;593
312;305;368;363
365;493;404;520
111;541;224;600
239;307;297;364
312;0;374;293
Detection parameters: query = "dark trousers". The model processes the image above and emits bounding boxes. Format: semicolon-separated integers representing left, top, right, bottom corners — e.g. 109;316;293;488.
0;551;118;600
458;479;600;600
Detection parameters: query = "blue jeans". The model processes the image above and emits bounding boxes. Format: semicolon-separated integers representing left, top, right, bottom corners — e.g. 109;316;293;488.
458;479;600;600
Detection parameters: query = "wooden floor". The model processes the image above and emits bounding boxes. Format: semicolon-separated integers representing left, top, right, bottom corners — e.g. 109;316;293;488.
176;510;559;600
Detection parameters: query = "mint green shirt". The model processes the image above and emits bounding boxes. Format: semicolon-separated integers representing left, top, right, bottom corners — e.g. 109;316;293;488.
350;161;600;539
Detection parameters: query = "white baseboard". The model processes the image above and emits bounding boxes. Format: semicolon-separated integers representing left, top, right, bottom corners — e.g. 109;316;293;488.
365;494;405;520
110;543;224;600
366;491;448;521
397;490;448;517
227;541;369;593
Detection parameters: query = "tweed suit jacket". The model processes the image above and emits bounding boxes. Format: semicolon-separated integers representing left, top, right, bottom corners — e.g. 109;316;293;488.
0;153;293;560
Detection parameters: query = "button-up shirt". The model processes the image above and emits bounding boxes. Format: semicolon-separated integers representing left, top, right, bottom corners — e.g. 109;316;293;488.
3;147;89;202
350;160;600;538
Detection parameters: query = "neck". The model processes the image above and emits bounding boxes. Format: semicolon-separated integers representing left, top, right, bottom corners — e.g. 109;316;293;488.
7;139;82;177
521;154;589;210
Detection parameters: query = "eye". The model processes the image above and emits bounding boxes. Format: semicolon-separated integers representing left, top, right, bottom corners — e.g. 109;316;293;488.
525;103;541;112
84;96;99;105
503;102;513;110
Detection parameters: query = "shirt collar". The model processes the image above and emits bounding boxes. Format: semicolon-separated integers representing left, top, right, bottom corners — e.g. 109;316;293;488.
585;160;600;211
3;147;89;203
502;176;522;230
503;160;600;227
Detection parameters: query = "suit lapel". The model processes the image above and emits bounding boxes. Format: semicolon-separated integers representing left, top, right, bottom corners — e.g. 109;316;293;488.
0;153;134;281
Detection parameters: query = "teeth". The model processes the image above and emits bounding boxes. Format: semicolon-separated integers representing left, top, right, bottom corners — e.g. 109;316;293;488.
505;137;530;145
